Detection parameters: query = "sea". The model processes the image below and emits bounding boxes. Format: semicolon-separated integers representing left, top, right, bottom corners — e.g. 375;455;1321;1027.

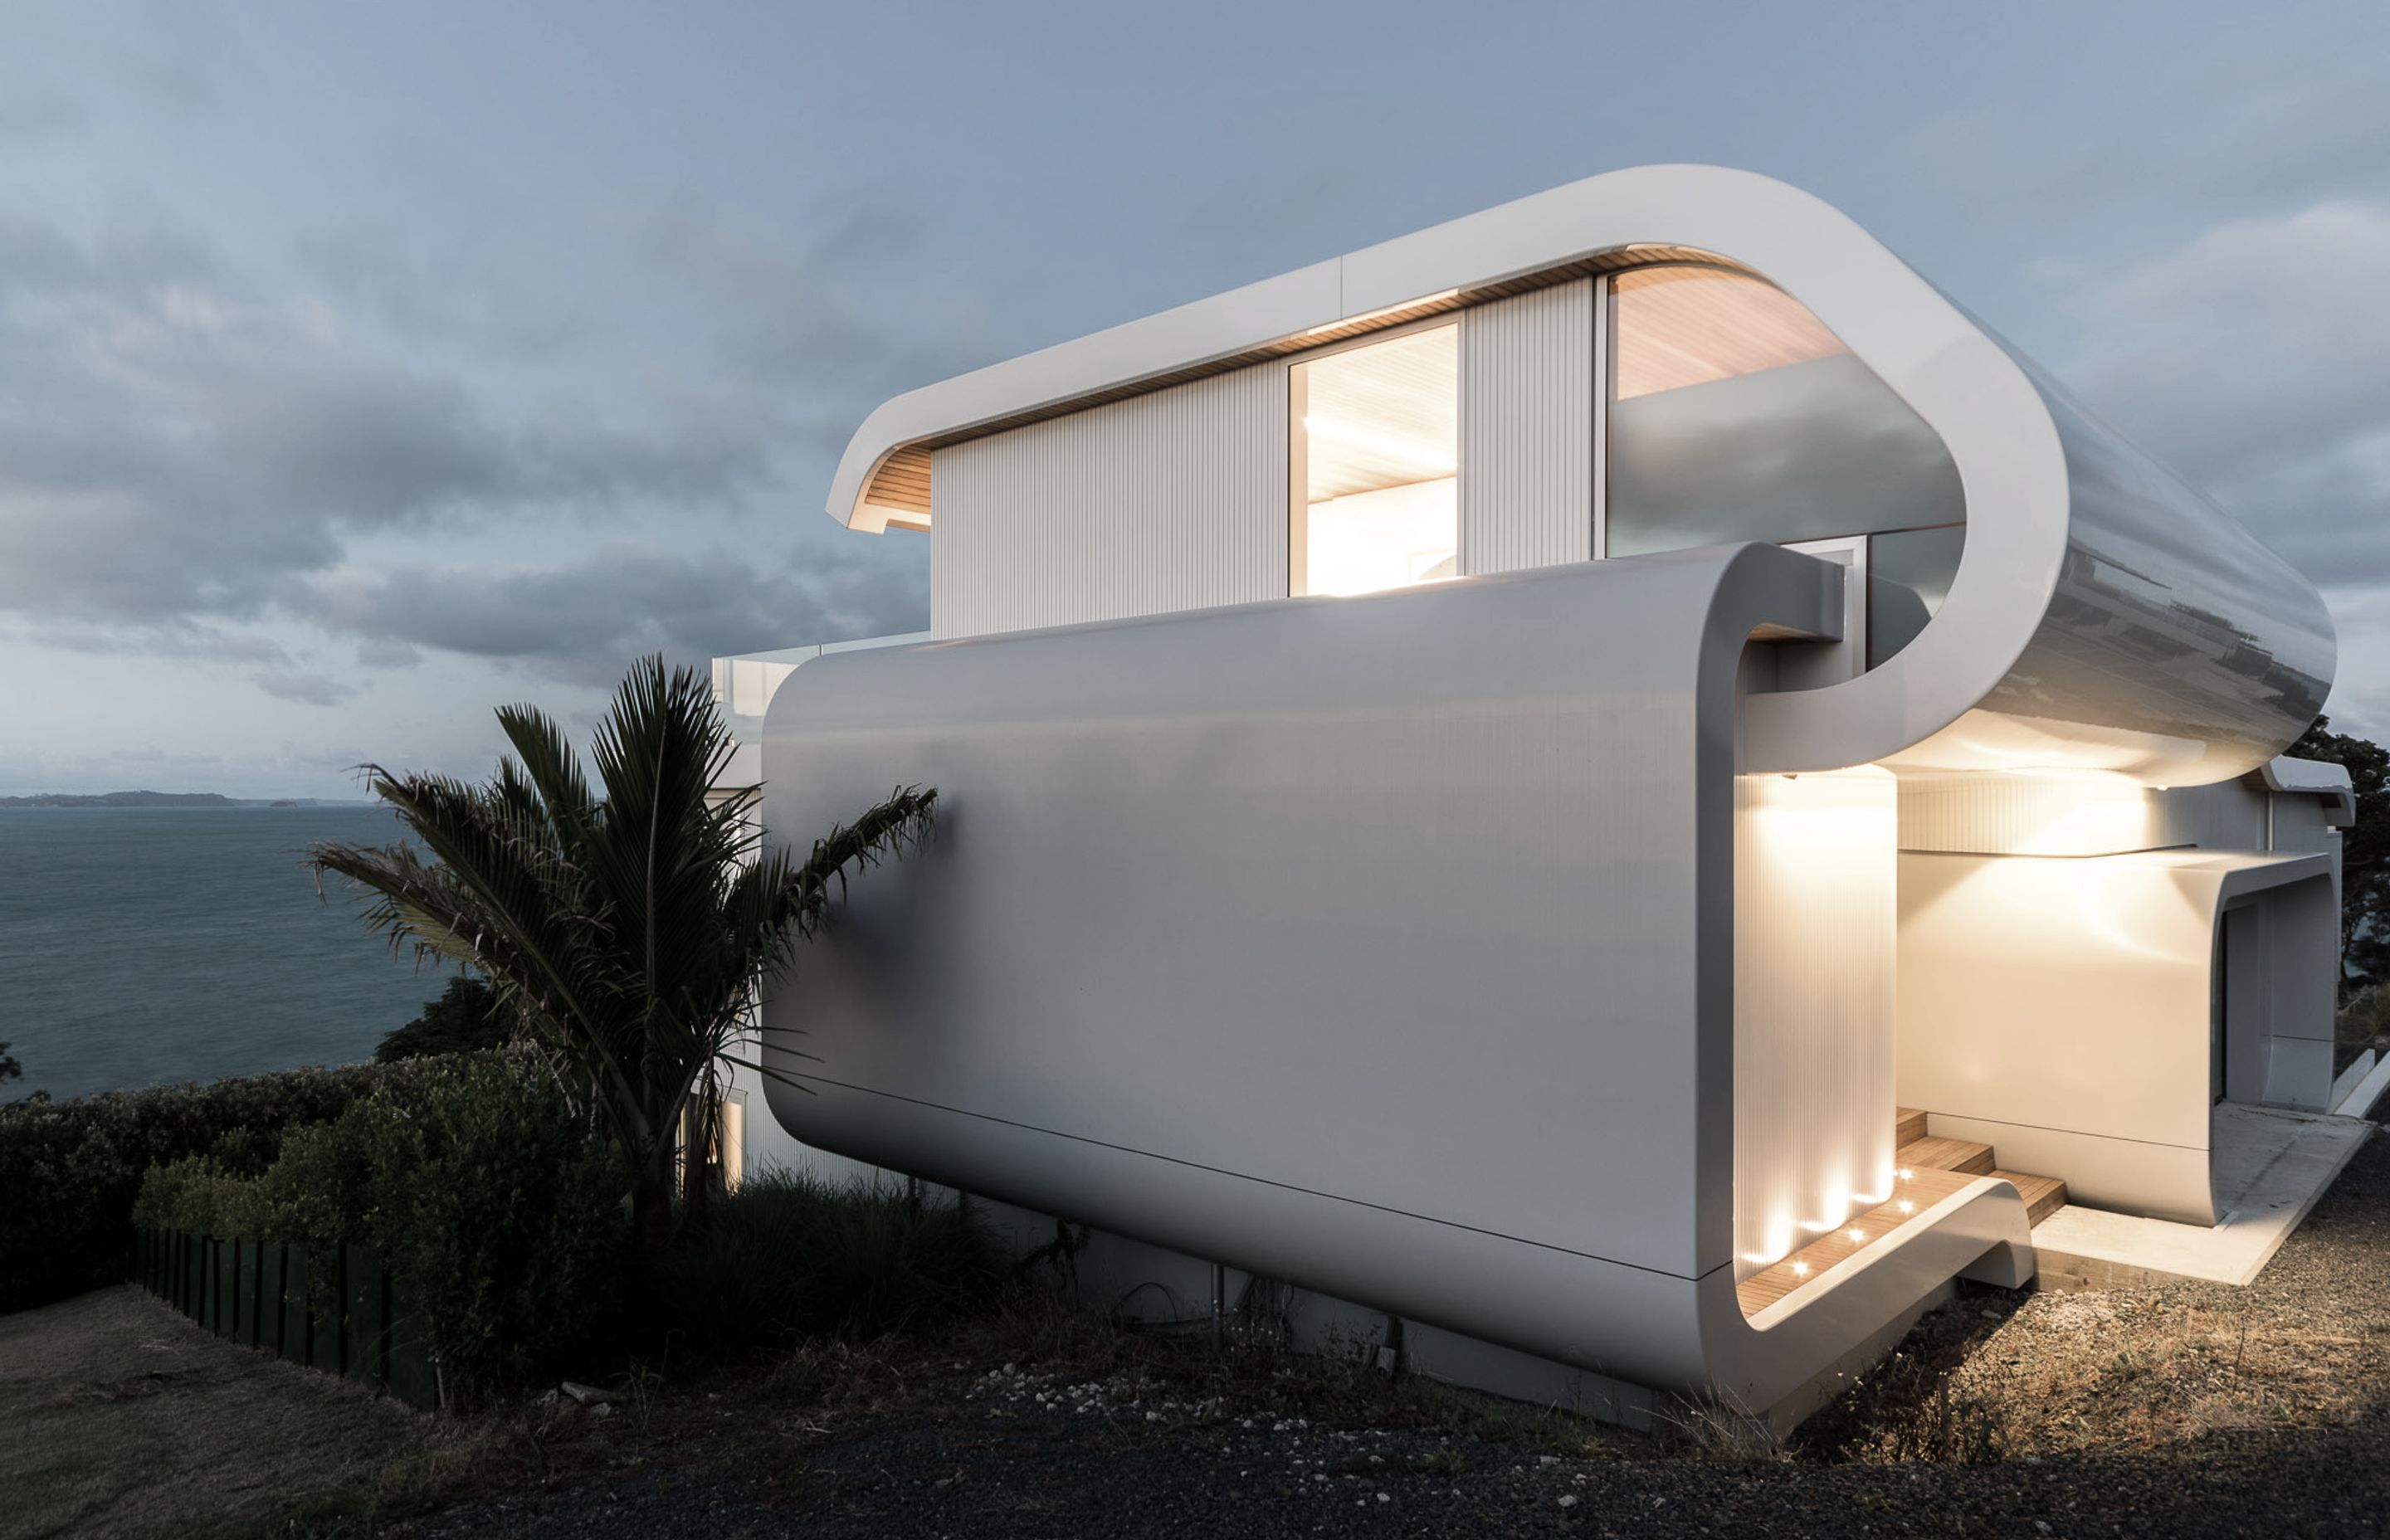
0;805;454;1103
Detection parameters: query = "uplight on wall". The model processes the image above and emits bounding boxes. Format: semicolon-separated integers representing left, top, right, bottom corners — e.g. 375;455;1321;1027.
1733;766;1899;1291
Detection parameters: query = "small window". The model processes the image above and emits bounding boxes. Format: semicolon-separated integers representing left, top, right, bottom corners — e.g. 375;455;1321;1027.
1866;524;1964;669
1290;324;1459;597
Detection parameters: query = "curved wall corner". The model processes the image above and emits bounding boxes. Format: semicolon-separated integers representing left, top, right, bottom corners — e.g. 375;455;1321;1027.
758;545;2017;1405
1895;846;2337;1226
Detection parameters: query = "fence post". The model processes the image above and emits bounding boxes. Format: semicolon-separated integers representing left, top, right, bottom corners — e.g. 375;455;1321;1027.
334;1243;349;1379
377;1250;393;1386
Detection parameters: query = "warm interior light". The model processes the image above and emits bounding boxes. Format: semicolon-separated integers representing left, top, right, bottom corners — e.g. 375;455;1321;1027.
1301;480;1458;596
1898;1168;1914;1182
1790;1260;1811;1278
1302;416;1457;474
1847;1227;1867;1243
1294;324;1458;598
1896;1199;1914;1216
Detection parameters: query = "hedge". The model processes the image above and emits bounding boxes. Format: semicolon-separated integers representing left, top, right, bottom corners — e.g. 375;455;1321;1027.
132;1055;626;1406
0;1060;422;1314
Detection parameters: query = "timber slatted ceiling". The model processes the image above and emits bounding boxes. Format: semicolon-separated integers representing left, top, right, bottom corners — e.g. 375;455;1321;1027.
859;243;1747;518
1612;265;1846;400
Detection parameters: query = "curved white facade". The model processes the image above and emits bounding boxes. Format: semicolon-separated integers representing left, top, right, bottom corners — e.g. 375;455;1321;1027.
764;547;2031;1408
752;166;2347;1416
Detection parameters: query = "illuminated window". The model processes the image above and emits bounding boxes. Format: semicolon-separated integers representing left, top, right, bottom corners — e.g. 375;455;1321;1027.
1606;266;1964;667
1290;324;1458;597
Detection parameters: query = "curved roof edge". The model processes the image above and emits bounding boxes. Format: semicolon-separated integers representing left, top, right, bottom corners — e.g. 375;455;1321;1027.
828;165;1797;533
829;164;2078;777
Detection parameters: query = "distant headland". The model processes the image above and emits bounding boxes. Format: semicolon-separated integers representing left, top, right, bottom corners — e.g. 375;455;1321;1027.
0;791;351;809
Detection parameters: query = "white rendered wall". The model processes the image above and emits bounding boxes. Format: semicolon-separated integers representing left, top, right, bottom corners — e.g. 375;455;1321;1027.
929;362;1288;637
1895;848;2335;1225
1457;280;1594;575
1734;768;1898;1279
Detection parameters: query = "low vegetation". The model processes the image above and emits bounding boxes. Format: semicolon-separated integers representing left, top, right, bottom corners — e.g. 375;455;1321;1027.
2289;714;2387;994
134;1053;623;1404
656;1172;1005;1356
0;1059;421;1314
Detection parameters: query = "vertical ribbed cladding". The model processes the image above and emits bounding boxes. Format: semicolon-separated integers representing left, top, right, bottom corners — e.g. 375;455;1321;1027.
929;361;1290;638
1732;769;1899;1285
1457;280;1596;576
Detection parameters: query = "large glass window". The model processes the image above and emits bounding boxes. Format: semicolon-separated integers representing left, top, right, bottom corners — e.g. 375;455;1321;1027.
1606;266;1964;666
1290;324;1459;597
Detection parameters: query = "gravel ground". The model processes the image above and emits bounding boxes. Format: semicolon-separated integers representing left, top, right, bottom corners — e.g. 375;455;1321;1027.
400;1111;2390;1540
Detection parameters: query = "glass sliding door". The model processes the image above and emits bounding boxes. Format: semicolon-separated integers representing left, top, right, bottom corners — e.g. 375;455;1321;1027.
1290;324;1460;597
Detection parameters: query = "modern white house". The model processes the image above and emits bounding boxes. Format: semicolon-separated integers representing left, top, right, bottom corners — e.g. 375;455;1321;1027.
711;165;2368;1424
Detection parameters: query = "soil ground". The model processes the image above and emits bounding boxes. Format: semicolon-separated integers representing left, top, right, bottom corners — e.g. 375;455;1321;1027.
6;1115;2387;1538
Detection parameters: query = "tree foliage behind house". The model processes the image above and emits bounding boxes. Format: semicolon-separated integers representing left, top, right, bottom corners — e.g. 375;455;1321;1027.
2289;715;2388;991
374;976;511;1062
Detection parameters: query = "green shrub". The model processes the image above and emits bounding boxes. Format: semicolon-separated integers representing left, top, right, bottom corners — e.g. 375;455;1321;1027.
358;1056;624;1399
131;1054;624;1404
0;1060;419;1313
658;1172;1000;1356
374;976;513;1063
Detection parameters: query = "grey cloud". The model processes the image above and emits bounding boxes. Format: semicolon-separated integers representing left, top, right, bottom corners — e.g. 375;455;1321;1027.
0;212;778;630
2057;198;2390;591
37;619;295;666
294;226;594;363
622;197;990;450
0;76;88;146
302;542;929;687
354;636;422;669
249;667;359;707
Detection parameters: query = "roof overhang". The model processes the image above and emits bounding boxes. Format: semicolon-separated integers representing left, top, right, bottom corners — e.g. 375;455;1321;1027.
823;163;2331;787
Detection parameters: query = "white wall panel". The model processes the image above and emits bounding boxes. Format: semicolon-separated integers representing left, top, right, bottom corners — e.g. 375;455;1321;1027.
931;363;1288;637
1896;847;2336;1224
1734;768;1898;1280
1457;280;1595;575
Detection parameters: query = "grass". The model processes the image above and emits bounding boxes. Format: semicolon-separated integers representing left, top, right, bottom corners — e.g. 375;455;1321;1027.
0;1288;476;1538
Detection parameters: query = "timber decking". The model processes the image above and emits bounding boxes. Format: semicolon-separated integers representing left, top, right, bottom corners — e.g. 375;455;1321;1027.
1735;1112;2073;1318
1994;1170;2071;1227
1734;1167;1973;1313
1897;1135;1995;1177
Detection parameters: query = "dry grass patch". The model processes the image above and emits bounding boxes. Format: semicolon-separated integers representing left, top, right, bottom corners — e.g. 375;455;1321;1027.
1808;1280;2390;1463
0;1287;486;1538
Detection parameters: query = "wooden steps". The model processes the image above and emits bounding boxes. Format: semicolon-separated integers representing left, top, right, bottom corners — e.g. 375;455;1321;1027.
1898;1134;1994;1177
1739;1110;2074;1318
1994;1169;2070;1226
1736;1168;1972;1314
1895;1109;2070;1222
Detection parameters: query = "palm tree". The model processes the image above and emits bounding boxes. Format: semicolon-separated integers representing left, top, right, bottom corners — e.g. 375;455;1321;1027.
308;655;934;1255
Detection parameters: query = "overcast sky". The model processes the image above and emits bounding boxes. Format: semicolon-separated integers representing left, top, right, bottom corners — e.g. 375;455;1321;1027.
3;2;2387;797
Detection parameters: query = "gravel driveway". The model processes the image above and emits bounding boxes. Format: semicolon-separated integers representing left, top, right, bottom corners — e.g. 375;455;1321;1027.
402;1109;2390;1539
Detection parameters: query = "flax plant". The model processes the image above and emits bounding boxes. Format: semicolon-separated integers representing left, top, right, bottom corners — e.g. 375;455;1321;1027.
307;655;934;1254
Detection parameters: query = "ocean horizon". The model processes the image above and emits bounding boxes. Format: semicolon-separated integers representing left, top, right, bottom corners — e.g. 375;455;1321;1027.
0;804;453;1103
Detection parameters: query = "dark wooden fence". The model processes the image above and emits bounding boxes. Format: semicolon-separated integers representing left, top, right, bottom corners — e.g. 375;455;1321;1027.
132;1226;437;1410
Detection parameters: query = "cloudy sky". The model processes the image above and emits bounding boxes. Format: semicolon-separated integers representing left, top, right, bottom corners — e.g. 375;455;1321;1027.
3;2;2386;797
